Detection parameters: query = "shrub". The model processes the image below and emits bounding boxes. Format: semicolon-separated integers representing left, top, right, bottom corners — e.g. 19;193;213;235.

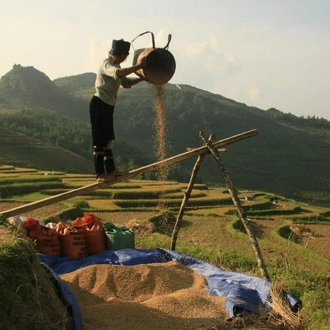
148;211;177;236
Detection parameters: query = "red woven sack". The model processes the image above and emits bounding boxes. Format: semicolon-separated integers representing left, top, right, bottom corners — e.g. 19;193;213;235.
56;222;88;259
85;221;107;255
72;213;96;227
23;218;61;256
23;218;41;233
72;213;107;255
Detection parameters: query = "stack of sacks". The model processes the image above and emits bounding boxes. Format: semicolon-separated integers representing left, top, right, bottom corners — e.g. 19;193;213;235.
19;213;107;258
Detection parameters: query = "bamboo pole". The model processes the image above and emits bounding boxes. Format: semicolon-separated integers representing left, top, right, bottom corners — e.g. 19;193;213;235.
199;131;270;281
170;153;205;250
123;129;257;179
170;134;217;250
0;129;258;219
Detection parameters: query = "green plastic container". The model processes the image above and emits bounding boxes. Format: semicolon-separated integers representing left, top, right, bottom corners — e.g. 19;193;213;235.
104;222;135;250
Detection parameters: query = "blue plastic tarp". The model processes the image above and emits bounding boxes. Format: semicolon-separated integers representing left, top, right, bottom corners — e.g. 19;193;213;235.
162;249;300;317
40;248;300;330
40;262;82;330
40;248;168;275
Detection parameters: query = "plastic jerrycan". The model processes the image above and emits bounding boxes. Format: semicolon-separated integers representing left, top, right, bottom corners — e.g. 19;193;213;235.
104;222;135;250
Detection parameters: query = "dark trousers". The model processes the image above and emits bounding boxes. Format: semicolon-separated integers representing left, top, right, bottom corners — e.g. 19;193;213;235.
89;95;115;147
89;96;116;176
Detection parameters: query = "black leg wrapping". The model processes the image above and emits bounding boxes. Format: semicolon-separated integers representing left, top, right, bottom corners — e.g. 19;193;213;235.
104;149;115;174
93;147;105;177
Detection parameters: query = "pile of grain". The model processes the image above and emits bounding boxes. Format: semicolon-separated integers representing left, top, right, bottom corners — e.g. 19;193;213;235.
60;261;227;330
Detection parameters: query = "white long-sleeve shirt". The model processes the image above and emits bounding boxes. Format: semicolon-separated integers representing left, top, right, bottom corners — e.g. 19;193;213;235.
94;58;131;106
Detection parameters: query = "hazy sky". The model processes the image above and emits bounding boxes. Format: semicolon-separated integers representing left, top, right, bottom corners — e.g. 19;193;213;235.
1;0;330;119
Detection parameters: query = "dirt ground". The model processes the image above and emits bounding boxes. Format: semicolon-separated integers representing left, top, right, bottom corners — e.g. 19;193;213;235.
0;201;67;219
0;226;14;243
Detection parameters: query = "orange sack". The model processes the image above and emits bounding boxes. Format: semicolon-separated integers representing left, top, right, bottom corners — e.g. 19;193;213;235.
56;222;88;259
23;218;61;256
72;213;107;256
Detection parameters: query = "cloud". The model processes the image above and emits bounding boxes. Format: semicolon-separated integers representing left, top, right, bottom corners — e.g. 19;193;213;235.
186;41;208;58
247;86;261;104
84;38;111;73
155;28;173;48
185;33;242;78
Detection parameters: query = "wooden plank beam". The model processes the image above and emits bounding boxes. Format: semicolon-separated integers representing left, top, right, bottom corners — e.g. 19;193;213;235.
0;129;258;219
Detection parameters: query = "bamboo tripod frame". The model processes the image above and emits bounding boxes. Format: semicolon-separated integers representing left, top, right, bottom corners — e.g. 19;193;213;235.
0;129;258;219
171;130;270;281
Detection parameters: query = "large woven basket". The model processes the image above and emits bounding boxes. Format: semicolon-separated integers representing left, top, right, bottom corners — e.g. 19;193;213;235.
132;31;176;86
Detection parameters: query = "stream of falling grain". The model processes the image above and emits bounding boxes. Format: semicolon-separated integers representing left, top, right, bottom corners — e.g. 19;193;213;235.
153;85;168;210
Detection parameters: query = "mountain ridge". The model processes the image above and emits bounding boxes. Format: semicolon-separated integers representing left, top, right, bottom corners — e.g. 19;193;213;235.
0;64;87;121
1;64;329;206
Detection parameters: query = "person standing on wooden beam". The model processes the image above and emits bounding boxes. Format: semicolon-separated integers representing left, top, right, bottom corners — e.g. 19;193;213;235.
90;38;147;182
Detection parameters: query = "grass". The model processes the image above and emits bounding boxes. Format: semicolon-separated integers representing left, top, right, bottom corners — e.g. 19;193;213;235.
0;229;73;330
1;165;330;329
268;283;302;329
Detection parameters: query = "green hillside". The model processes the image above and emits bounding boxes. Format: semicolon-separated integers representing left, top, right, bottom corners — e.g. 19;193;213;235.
0;65;330;206
0;124;92;174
